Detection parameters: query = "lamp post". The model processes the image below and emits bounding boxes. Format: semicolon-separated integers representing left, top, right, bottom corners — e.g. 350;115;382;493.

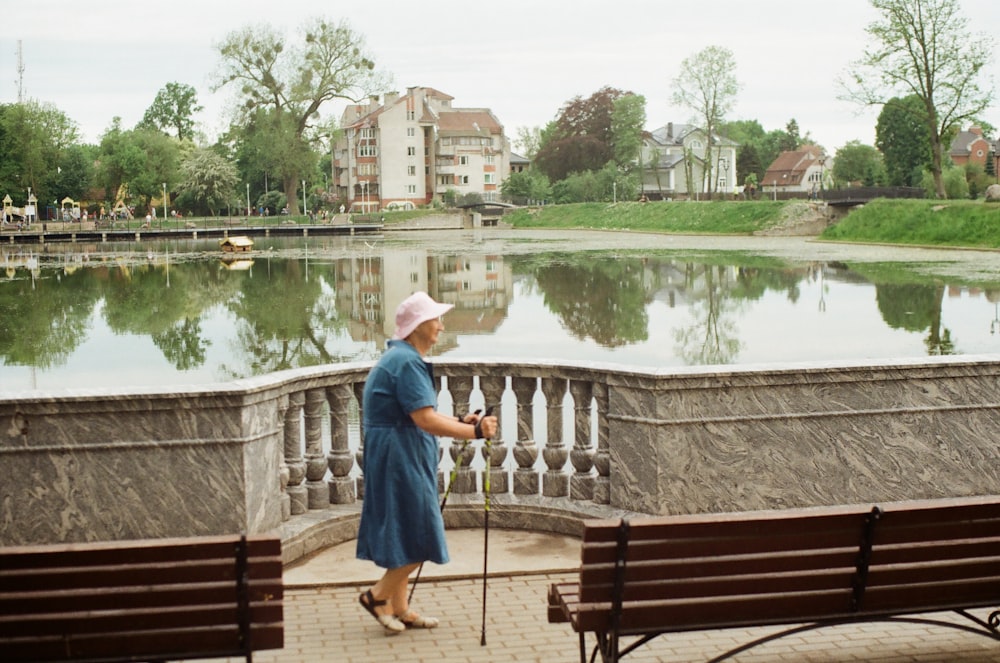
162;183;167;226
246;183;251;221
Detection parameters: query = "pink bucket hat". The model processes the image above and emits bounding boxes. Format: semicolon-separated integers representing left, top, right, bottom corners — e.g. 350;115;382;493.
392;291;454;340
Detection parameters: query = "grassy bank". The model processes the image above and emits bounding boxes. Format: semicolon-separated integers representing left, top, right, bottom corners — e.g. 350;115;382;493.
501;199;1000;248
818;199;1000;249
504;200;787;234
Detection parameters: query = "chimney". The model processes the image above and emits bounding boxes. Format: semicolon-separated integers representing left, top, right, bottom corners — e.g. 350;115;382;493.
385;91;399;105
970;126;983;137
667;122;673;139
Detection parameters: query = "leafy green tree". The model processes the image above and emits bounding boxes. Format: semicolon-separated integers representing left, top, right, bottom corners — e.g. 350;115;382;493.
921;165;968;199
610;94;646;172
51;144;96;204
501;169;551;205
671;45;740;198
533;86;630;182
843;0;995;198
832;141;886;186
735;143;764;189
214;17;388;215
138;82;203;141
0;100;79;208
177;147;240;216
876;95;933;186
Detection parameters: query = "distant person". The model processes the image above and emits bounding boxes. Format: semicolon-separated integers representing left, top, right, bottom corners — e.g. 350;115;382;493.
356;291;498;635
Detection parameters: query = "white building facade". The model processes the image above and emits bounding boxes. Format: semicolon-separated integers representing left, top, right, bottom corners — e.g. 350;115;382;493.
334;87;510;211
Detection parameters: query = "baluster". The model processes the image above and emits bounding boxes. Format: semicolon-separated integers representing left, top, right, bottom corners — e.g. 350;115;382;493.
541;377;570;497
304;388;329;509
434;374;449;492
277;394;291;520
569;379;595;501
353;380;366;500
510;377;539;496
447;374;477;494
326;383;356;504
283;390;307;515
479;375;508;496
592;381;611;505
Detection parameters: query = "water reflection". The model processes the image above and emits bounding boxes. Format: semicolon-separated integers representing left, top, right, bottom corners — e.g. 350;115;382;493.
2;236;999;392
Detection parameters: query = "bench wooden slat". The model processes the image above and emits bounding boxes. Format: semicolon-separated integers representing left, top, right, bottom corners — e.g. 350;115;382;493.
0;536;281;569
0;624;284;662
1;578;283;616
0;534;284;662
550;496;1000;662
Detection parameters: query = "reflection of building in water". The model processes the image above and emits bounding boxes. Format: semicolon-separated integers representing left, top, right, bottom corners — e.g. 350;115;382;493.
335;247;512;347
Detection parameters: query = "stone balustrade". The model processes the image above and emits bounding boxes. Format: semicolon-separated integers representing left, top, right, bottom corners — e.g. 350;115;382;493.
3;355;1000;564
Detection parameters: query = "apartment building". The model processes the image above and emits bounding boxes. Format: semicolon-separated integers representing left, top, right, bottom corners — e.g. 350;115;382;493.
333;87;510;212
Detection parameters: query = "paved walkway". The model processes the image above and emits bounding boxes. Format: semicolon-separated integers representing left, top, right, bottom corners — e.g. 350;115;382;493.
205;529;999;663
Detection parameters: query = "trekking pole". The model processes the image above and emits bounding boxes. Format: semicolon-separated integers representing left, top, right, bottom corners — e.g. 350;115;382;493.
479;405;496;647
408;411;480;604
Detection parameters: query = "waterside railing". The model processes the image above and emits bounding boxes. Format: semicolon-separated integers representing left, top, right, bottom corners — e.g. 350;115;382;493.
4;355;1000;564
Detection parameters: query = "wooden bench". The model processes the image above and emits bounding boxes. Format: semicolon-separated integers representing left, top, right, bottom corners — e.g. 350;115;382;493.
0;533;283;662
548;496;1000;662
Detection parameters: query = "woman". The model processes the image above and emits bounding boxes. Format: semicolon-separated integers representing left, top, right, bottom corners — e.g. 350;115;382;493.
356;291;499;635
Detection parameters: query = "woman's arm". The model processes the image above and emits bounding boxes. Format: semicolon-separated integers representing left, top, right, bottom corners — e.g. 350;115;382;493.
410;407;498;440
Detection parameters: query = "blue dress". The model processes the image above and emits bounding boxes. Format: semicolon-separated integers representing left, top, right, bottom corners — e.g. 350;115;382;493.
355;339;450;569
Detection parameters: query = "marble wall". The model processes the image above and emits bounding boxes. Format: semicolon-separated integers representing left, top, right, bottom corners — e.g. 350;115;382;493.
606;356;1000;514
0;384;286;545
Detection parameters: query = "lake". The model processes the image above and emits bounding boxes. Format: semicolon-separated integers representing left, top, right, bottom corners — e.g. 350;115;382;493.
3;229;1000;394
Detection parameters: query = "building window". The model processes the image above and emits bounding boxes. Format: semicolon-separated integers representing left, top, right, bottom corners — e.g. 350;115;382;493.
484;173;495;184
408;166;416;176
459;156;469;165
407;127;415;137
360;128;375;139
407;110;415;120
358;144;377;157
407;185;416;194
485;155;494;165
460;175;469;185
407;146;416;156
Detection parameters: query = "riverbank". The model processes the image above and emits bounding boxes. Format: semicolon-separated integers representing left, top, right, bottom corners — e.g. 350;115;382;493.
501;198;1000;248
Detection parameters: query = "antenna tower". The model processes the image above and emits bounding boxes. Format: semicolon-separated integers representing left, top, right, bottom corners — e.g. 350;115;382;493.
16;40;25;102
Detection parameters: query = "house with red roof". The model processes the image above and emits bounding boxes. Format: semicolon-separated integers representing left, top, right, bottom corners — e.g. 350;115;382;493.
949;126;992;168
761;145;830;197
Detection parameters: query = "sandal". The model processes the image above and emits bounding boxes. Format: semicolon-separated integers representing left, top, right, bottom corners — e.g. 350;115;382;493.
399;609;439;629
359;589;405;634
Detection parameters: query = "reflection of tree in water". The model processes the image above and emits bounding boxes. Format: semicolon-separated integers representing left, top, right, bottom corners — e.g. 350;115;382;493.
532;256;652;347
101;260;239;371
673;264;743;365
222;258;368;378
875;282;953;355
0;268;101;369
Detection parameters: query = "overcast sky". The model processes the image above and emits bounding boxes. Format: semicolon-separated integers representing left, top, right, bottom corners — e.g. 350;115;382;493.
3;0;997;154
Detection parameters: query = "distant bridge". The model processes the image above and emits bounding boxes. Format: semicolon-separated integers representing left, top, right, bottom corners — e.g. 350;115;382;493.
820;186;925;207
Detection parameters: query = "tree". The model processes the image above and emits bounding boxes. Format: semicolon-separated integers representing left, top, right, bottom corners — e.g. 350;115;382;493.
610;94;647;173
0;100;79;208
843;0;995;198
671;46;739;198
832;141;887;186
513;126;543;159
533;86;630;182
501;169;551;205
138;82;203;141
214;17;388;214
177;148;239;216
876;95;933;186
